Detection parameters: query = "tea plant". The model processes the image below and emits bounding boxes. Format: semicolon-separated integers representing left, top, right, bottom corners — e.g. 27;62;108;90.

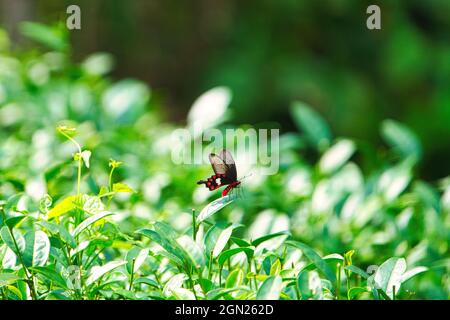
0;22;449;300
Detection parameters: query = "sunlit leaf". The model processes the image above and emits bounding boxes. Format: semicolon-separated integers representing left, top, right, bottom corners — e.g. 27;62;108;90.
126;247;150;274
0;227;25;256
47;195;78;219
196;196;234;224
30;266;67;289
86;261;126;286
72;211;114;237
348;287;368;300
163;273;187;297
319;139;355;174
23;230;50;267
373;257;407;299
136;228;186;267
0;273;22;288
401;266;428;283
176;235;205;268
251;231;290;247
218;247;254;267
226;268;245;288
113;183;135;193
256;275;283;300
286;241;336;283
187;86;231;133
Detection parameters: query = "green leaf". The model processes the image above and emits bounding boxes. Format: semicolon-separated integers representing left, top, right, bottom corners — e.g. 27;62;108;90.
171;288;196;300
113;183;135;193
286;241;336;283
348;287;368;300
290;101;332;150
344;265;369;279
226;268;245;288
23;230;50;267
377;160;413;201
213;225;234;258
187;86;232;133
86;261;126;286
0;227;25;255
231;237;251;247
176;235;205;268
136;228;185;267
2;248;17;269
401;266;428;283
82;195;106;214
101;79;150;120
373;257;407;299
5;215;26;229
381;119;421;160
47;195;78;219
256;275;283;300
133;277;160;288
29;266;67;289
126;247;150;274
154;222;179;240
5;194;23;212
82;53;114;76
204;224;240;259
251;231;290;247
196;196;234;224
319;139;356;174
270;259;282;276
163;273;187;297
80;150;92;169
206;287;249;300
72;211;114;237
20;22;67;51
218;247;254;267
5;285;23;299
0;273;22;288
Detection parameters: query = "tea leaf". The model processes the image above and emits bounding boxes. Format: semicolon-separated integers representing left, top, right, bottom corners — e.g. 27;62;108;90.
256;275;283;300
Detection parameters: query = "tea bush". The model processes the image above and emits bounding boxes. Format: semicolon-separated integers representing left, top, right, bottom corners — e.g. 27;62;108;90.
0;23;448;300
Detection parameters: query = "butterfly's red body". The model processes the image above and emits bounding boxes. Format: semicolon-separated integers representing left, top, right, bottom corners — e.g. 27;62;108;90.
197;150;241;197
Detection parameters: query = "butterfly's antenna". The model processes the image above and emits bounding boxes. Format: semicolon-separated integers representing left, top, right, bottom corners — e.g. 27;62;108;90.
197;180;207;185
239;172;253;181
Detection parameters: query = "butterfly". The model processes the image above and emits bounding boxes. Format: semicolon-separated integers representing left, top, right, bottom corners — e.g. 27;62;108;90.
197;149;241;197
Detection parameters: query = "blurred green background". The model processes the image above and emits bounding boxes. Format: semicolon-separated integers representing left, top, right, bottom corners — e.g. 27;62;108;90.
1;0;449;179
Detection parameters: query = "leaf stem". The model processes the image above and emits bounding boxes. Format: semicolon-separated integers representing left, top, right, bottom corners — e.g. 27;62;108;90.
129;258;136;291
335;263;341;300
192;209;196;240
1;208;37;300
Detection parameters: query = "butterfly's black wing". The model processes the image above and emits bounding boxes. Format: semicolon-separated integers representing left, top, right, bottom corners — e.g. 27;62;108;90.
219;149;237;182
207;149;237;186
209;153;227;175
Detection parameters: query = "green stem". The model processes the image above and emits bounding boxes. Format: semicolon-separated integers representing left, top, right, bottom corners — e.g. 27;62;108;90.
59;130;82;197
192;209;196;240
335;263;341;300
345;270;351;300
208;250;214;280
108;167;115;192
187;269;198;300
129;259;136;291
1;208;37;300
294;281;301;300
84;247;106;270
10;236;37;298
